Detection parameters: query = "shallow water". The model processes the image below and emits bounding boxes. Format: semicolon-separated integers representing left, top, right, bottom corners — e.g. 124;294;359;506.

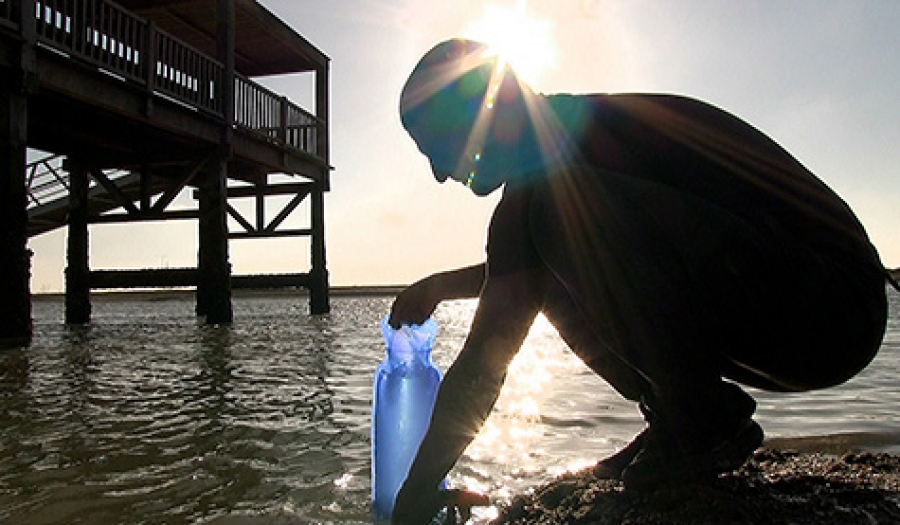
1;290;898;524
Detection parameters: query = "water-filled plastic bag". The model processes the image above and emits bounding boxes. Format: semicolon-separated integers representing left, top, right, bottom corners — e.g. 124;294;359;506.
371;315;444;518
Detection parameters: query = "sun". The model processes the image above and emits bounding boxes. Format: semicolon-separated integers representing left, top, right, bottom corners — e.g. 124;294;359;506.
462;1;557;88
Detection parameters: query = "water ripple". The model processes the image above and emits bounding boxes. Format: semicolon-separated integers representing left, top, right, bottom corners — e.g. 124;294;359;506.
1;292;897;523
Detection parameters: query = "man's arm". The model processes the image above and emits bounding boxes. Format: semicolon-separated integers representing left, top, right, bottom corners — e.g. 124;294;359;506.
389;263;487;327
392;269;541;523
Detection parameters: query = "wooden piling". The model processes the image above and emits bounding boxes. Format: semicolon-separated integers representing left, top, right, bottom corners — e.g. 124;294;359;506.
196;155;233;324
0;85;32;348
64;161;91;324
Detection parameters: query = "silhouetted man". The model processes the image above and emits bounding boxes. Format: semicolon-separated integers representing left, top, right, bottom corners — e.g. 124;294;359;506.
388;39;892;524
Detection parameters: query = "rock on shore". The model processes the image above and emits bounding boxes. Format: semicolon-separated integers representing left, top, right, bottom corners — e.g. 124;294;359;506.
492;449;900;524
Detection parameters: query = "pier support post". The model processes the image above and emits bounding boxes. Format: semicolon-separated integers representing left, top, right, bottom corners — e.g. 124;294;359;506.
311;55;330;315
195;0;234;324
309;180;329;314
196;156;233;324
65;162;91;324
0;87;32;348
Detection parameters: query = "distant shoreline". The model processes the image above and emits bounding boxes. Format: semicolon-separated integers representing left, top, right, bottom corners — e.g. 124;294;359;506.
32;267;899;302
31;285;406;302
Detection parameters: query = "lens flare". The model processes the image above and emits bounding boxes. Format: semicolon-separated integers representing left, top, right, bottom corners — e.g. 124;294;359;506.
463;0;557;87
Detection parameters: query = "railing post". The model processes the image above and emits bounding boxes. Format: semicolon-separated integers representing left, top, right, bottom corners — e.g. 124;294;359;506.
143;19;156;115
216;0;234;141
279;95;288;146
18;0;37;93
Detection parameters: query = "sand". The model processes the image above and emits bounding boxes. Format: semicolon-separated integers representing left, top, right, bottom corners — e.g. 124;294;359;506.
492;448;900;524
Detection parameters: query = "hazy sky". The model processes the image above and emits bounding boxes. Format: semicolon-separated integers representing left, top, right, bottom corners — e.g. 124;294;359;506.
28;0;900;293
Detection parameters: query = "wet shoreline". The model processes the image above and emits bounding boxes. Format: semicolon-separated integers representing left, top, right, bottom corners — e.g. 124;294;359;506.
492;447;900;524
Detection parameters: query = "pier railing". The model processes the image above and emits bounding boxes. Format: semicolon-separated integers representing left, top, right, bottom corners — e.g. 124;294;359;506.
235;74;319;153
25;153;131;210
25;154;71;209
1;0;324;159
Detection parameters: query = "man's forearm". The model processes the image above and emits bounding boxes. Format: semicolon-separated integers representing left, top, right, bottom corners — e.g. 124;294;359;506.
426;263;486;301
400;351;504;492
393;272;540;522
390;263;487;328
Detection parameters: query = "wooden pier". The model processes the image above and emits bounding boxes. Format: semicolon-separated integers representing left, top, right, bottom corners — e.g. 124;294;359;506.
0;0;331;347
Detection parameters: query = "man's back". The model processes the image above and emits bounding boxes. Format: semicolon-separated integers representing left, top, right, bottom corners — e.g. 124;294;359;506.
545;93;877;263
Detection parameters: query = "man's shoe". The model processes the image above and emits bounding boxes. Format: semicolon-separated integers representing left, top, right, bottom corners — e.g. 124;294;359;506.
592;428;648;480
621;418;764;490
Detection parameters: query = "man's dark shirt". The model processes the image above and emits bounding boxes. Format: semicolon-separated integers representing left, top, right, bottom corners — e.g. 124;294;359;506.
487;94;881;281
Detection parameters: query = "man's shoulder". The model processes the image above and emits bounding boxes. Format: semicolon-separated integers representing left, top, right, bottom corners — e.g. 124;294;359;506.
544;92;704;106
544;92;725;130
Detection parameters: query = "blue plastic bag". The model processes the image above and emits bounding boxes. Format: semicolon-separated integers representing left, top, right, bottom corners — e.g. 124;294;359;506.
371;315;444;518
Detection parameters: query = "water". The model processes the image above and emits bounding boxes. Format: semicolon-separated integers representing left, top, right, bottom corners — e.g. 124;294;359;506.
1;290;898;524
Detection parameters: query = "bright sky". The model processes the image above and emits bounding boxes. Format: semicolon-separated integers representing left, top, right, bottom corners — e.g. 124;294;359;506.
28;0;900;293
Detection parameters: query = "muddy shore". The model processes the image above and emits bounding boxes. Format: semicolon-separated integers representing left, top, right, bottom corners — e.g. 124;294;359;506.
492;448;900;524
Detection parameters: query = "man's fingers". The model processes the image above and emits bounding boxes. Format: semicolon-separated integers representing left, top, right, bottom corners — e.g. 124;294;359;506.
439;490;487;524
442;489;490;508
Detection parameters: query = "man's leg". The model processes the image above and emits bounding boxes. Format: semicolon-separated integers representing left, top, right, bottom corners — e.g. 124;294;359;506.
532;167;768;486
718;251;886;393
540;271;650;403
540;272;654;479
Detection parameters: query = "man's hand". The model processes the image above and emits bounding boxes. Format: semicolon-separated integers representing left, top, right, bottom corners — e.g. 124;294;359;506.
391;488;490;524
442;489;491;523
389;264;487;329
389;277;438;328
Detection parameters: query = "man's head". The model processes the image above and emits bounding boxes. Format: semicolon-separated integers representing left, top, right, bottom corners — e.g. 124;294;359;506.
400;39;532;195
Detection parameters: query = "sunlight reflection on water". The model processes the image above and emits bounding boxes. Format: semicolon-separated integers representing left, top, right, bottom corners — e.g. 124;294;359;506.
436;303;643;522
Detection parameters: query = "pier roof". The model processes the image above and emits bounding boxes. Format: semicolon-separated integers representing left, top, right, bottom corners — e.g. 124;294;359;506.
116;0;329;77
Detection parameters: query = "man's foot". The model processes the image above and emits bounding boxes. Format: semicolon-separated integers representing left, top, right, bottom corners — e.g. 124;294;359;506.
592;429;648;480
621;418;764;490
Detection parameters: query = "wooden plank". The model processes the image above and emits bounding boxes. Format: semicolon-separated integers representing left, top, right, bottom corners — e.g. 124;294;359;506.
89;269;314;290
226;202;254;233
90;268;198;288
149;157;204;212
90;168;140;214
90;209;200;224
232;273;311;289
264;190;306;232
228;228;312;240
225;182;312;198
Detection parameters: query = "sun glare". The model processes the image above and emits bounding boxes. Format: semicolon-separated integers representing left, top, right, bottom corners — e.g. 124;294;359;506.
463;1;556;87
